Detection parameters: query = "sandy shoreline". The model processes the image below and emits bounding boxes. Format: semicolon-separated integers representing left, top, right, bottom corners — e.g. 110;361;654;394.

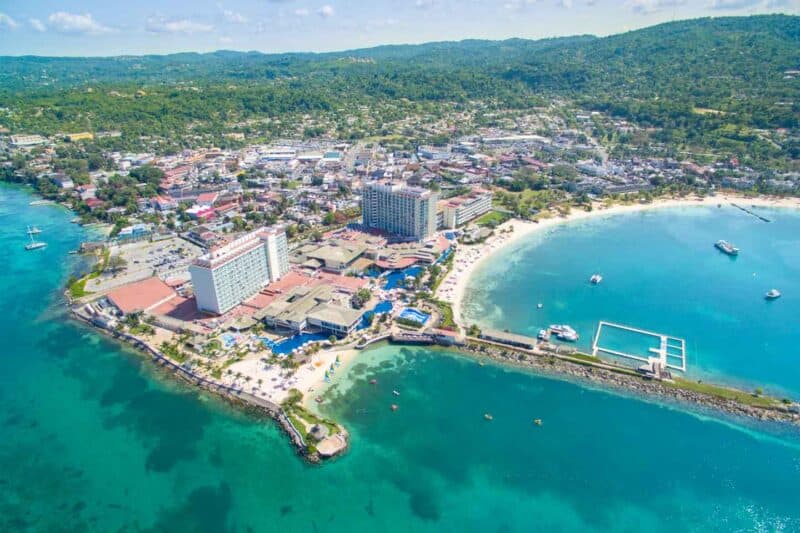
437;193;800;327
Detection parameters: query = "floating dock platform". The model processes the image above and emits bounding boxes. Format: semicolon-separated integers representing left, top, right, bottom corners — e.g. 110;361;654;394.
591;321;686;372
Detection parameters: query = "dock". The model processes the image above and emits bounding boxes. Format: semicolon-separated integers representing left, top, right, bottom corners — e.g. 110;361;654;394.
591;321;686;372
731;203;771;223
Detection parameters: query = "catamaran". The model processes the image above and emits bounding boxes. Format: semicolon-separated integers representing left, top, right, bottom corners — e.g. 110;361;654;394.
25;232;47;250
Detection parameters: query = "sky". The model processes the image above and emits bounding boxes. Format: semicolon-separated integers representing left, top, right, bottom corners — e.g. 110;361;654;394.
0;0;798;56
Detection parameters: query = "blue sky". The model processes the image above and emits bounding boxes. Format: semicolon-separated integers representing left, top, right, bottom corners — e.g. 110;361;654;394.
0;0;798;56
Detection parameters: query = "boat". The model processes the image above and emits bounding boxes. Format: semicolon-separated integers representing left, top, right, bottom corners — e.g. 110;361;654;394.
549;325;579;342
369;379;378;385
27;225;42;235
589;274;603;284
392;390;400;396
391;404;398;411
24;232;46;251
537;303;543;309
537;329;550;341
534;419;542;426
484;413;493;421
714;240;739;256
29;199;54;206
765;289;782;300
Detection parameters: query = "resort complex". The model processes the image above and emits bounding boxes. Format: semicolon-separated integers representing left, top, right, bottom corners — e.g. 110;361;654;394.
361;181;439;241
189;228;289;314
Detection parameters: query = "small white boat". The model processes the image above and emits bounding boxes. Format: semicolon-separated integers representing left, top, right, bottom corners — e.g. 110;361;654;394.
590;274;603;285
765;289;781;300
27;225;42;235
537;303;543;309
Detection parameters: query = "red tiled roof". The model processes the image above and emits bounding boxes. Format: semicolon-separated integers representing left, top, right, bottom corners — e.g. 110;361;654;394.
107;277;176;315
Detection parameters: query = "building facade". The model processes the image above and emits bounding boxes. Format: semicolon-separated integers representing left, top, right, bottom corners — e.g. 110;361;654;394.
441;191;493;229
361;182;439;240
189;227;289;314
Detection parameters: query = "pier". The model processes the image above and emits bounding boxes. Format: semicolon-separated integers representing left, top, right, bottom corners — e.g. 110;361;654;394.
731;203;771;223
592;321;686;372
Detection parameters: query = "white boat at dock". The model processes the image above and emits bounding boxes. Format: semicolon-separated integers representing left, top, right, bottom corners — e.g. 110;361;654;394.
548;324;579;342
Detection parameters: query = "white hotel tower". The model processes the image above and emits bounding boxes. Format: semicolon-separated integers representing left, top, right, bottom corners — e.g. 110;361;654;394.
189;227;289;315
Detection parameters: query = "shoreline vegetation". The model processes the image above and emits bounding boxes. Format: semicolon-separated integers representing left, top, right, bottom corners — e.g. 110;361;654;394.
67;192;800;463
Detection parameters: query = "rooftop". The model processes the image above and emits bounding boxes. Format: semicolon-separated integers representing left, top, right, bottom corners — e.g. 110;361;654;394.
106;277;176;315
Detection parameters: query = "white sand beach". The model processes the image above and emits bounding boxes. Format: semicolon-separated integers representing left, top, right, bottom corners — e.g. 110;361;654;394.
436;193;800;327
222;347;360;404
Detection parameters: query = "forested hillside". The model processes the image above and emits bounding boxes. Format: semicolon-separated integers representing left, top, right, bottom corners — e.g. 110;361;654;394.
1;15;798;164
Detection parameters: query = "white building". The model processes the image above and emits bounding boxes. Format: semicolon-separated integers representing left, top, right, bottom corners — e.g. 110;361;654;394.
361;182;439;240
440;190;493;229
189;227;289;314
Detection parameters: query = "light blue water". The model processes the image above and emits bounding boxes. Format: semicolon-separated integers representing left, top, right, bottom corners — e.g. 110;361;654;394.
465;205;800;398
3;184;800;531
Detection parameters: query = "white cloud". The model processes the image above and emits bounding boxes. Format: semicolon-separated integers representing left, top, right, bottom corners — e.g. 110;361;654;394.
504;0;539;10
318;4;335;18
221;8;248;24
0;12;19;30
415;0;436;8
47;12;113;35
146;17;214;34
630;0;687;14
29;18;46;32
294;8;311;17
708;0;761;8
219;35;233;44
557;0;574;7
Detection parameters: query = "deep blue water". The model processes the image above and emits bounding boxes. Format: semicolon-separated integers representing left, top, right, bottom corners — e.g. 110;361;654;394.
2;185;800;531
465;205;800;398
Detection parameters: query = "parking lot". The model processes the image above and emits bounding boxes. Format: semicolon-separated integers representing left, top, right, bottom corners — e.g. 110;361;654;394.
87;237;203;293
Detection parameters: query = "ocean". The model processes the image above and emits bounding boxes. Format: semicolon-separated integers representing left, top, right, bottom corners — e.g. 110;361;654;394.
2;184;799;532
464;204;800;398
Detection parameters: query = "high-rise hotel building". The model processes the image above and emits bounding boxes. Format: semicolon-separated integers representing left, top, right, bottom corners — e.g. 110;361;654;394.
189;227;289;314
361;182;439;240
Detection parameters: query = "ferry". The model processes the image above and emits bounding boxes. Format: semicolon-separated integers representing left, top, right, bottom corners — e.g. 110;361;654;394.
589;274;603;284
715;240;739;256
765;289;782;300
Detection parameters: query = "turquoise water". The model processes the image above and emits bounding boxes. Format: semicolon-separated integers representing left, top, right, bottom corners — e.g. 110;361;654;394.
2;184;800;532
465;205;800;398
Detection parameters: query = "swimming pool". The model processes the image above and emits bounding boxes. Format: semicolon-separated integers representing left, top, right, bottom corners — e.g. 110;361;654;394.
398;308;430;325
262;332;329;355
357;300;394;330
383;266;423;290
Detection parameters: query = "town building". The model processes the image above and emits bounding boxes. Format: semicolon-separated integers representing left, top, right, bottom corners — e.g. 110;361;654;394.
361;182;439;240
440;190;493;229
189;227;289;314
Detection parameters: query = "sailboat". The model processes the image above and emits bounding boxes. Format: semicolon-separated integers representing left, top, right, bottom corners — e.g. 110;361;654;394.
25;230;47;251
